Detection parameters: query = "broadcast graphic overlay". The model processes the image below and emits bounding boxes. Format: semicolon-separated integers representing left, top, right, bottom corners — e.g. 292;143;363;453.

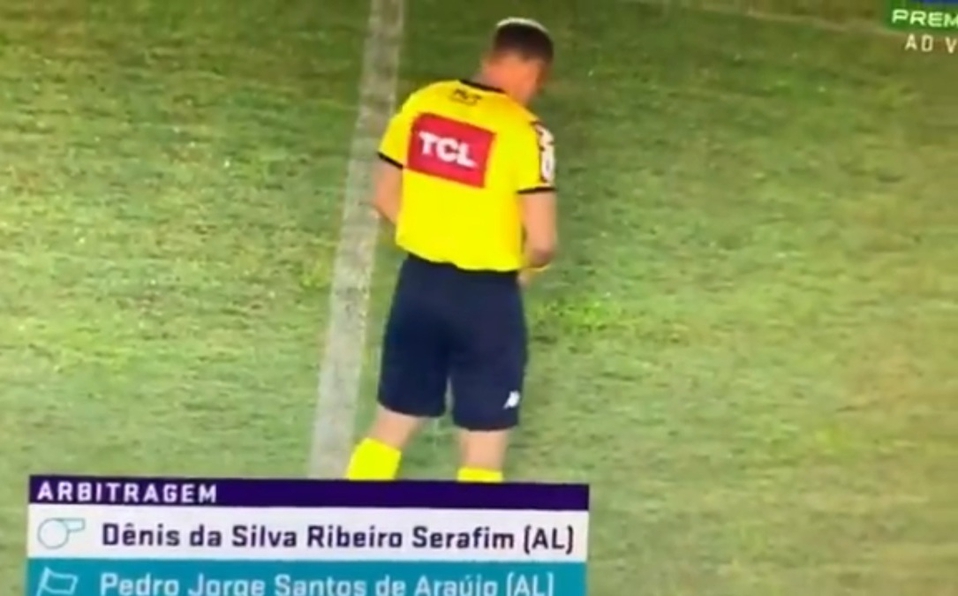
888;0;958;53
26;476;589;596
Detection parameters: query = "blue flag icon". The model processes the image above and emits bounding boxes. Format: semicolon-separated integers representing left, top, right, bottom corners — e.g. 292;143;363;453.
35;568;79;596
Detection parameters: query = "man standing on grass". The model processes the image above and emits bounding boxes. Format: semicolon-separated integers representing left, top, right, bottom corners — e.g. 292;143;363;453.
345;17;558;483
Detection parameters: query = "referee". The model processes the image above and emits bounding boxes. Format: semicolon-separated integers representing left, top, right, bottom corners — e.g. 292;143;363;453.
345;17;557;483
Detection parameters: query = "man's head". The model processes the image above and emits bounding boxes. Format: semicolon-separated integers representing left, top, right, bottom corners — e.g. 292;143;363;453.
481;18;554;105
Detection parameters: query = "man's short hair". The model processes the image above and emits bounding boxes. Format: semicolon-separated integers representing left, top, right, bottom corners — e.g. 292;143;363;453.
490;18;554;63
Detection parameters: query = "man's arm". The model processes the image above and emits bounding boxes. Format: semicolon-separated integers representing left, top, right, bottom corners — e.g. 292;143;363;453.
372;159;403;225
520;189;557;269
372;93;416;225
516;121;558;278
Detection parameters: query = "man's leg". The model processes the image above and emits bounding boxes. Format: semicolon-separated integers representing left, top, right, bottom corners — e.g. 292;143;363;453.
456;429;511;483
346;259;449;480
449;277;527;483
346;406;423;480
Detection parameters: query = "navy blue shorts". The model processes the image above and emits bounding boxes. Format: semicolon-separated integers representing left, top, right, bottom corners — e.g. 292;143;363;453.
377;254;527;431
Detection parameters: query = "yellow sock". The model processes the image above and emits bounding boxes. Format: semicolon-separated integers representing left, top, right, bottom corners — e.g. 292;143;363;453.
345;438;401;480
457;467;503;483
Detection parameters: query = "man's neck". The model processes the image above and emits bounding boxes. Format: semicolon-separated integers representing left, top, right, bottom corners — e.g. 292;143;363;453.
472;72;522;104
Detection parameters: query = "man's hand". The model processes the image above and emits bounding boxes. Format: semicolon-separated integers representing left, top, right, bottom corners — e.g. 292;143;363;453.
518;270;534;287
519;266;550;287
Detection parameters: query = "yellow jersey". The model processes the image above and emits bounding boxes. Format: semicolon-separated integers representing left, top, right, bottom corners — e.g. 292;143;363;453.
377;79;555;272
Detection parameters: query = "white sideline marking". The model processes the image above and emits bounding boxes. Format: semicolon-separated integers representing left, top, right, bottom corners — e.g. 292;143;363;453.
309;0;405;477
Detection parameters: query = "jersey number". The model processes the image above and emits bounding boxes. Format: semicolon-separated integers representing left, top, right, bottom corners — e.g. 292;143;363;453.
533;123;555;185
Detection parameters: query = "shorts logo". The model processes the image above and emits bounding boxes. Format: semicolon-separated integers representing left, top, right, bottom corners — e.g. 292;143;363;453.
407;113;494;188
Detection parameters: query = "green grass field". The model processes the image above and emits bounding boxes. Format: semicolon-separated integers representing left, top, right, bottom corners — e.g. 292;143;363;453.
2;0;956;594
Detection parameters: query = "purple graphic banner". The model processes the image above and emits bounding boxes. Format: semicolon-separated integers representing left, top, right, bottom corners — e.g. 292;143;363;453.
29;475;589;510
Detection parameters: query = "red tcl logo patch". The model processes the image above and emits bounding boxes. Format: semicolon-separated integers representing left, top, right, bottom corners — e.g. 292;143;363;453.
407;114;494;188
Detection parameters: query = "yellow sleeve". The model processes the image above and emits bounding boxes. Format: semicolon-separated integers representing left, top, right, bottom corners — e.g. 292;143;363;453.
514;120;556;194
377;93;420;168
